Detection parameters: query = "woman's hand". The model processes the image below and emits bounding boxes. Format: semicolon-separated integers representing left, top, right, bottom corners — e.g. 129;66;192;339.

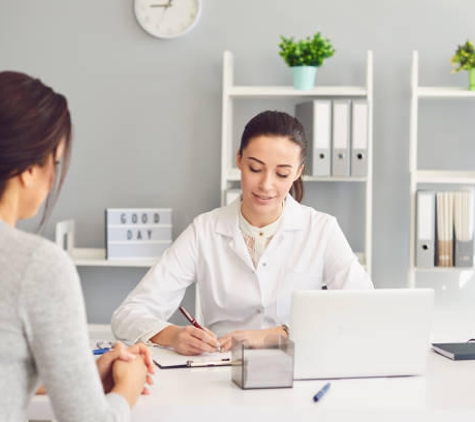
97;341;154;394
150;325;220;356
125;342;155;375
218;326;288;352
111;354;148;407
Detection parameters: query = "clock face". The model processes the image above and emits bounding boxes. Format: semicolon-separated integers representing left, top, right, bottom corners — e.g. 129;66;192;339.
134;0;202;39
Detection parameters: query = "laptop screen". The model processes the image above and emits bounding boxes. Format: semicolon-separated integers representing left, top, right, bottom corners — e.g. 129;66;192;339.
290;288;434;379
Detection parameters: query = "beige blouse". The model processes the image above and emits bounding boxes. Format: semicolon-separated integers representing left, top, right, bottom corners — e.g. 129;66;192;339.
238;206;282;268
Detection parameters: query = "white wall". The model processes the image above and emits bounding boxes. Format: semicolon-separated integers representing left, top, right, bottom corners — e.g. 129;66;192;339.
1;0;474;322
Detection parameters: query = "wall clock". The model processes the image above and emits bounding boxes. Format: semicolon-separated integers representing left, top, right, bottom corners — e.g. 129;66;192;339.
134;0;202;39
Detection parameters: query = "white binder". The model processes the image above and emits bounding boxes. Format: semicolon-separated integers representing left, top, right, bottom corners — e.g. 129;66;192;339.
454;189;474;267
331;100;350;176
350;100;368;177
416;190;435;268
295;100;331;176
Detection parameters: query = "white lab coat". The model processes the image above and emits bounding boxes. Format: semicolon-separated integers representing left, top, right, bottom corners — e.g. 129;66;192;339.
111;195;373;341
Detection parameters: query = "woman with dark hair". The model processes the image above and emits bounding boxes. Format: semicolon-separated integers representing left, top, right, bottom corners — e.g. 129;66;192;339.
0;71;154;421
112;110;373;356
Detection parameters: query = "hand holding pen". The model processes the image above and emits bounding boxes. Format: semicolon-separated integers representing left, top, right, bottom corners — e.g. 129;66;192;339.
148;307;221;355
179;306;222;353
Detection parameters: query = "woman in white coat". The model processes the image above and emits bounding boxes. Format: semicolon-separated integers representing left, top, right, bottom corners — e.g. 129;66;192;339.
112;110;373;356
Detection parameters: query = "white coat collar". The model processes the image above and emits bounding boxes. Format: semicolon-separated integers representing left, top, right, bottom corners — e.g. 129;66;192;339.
215;194;304;238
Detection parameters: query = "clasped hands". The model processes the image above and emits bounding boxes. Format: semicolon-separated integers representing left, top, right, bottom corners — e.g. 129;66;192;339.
36;341;155;398
98;341;155;395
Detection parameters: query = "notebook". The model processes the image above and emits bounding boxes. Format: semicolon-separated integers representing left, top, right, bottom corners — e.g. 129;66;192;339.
432;342;475;360
290;288;434;379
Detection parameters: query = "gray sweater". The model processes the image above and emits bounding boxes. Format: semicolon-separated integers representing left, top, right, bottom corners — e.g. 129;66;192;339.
0;219;130;422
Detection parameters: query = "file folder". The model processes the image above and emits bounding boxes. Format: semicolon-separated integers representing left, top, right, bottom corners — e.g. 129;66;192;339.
416;190;435;268
436;191;454;267
295;100;332;176
455;240;474;267
350;100;368;177
331;100;350;176
454;189;474;267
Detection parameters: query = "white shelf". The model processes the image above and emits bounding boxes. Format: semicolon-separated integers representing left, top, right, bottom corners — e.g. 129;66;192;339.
414;266;475;273
221;50;374;277
415;170;475;184
416;87;475;98
227;85;367;98
408;51;475;287
68;248;156;267
55;220;158;268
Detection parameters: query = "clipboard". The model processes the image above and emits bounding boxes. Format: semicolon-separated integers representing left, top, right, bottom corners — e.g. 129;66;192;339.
150;344;232;369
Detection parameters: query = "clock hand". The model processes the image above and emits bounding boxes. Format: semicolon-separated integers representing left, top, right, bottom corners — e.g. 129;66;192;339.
155;5;170;30
150;0;173;9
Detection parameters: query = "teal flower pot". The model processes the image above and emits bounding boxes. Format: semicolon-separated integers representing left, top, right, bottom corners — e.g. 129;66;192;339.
291;66;317;90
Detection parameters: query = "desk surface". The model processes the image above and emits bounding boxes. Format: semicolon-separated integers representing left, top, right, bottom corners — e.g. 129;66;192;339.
28;317;475;422
28;348;475;422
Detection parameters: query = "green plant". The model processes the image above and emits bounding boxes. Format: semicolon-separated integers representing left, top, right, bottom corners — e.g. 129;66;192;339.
278;32;335;67
451;40;475;72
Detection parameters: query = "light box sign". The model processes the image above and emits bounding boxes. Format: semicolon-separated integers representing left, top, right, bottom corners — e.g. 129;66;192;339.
105;208;172;260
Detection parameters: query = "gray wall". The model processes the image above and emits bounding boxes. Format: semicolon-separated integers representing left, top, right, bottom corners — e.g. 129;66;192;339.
1;0;474;323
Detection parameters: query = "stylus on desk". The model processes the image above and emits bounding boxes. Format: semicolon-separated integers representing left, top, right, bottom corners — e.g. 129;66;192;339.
313;382;331;402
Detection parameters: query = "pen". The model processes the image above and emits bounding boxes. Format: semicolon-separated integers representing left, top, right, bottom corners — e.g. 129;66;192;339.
313;382;331;402
93;348;111;355
179;306;221;352
179;306;204;330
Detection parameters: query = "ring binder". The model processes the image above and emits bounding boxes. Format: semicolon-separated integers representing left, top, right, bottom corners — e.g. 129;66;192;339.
350;100;368;177
295;100;332;177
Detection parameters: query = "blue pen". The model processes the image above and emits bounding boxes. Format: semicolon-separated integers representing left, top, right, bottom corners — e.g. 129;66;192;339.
93;348;110;355
313;382;331;402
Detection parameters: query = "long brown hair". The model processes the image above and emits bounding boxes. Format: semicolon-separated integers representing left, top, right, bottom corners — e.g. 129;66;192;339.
0;71;72;226
239;110;307;202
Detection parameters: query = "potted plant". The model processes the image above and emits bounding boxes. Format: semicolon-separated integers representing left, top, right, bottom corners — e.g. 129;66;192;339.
279;32;335;90
450;39;475;90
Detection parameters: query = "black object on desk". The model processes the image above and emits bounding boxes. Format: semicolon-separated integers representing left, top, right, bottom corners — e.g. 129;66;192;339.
432;342;475;361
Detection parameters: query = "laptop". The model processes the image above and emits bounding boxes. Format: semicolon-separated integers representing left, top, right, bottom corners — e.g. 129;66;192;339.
290;288;434;379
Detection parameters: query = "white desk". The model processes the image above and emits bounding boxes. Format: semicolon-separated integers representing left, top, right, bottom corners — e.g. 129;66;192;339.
27;347;475;422
28;314;475;422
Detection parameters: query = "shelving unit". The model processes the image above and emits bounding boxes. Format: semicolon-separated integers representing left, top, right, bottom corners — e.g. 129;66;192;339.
408;51;475;287
68;248;155;267
220;50;374;275
55;220;155;268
